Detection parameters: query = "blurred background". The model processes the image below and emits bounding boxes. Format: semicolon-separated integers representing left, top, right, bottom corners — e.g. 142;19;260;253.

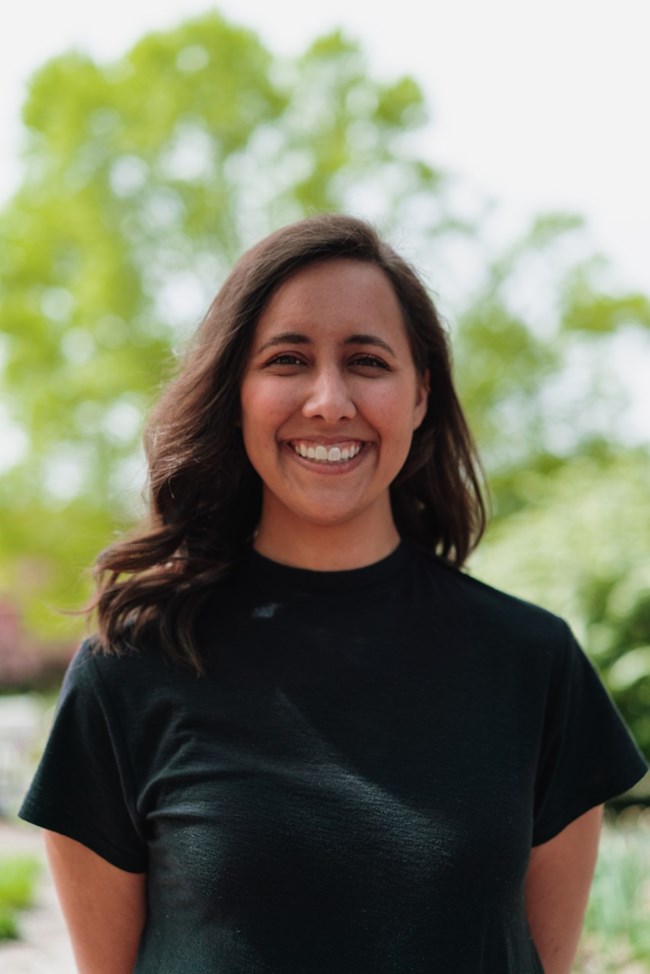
0;1;648;969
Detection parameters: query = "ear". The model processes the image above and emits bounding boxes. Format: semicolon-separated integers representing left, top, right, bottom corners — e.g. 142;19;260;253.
413;368;430;430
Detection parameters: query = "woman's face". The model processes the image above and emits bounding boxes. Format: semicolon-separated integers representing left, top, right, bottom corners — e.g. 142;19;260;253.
239;258;429;548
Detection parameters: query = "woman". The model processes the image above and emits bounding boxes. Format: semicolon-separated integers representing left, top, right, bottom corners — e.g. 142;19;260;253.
20;215;647;973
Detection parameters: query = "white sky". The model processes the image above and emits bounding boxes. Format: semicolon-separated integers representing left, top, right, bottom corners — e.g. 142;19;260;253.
1;0;649;292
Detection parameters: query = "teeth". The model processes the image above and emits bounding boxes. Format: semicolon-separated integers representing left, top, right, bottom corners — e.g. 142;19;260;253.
293;442;362;464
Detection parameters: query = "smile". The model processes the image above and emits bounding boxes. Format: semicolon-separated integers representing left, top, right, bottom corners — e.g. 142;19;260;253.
290;441;363;464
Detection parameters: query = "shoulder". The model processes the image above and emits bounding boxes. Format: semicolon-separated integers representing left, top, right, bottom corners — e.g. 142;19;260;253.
405;542;572;662
62;629;177;703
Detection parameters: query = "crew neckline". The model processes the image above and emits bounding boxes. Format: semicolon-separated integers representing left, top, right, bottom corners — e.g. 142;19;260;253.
243;541;411;594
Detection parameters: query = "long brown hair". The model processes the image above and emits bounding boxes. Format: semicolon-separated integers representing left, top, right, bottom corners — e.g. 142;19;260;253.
90;214;487;670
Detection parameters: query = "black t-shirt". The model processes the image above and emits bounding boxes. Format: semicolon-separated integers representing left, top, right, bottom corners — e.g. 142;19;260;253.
19;543;648;973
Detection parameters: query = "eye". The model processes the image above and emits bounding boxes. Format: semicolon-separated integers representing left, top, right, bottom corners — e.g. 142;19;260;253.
265;353;306;367
350;354;390;371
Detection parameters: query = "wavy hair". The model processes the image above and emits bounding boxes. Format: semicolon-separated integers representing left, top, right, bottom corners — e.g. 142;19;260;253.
90;214;487;670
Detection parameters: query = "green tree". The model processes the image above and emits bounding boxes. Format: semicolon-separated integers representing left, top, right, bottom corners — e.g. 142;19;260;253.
453;214;650;502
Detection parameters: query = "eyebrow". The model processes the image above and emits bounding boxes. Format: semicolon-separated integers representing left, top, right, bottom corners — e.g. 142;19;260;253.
256;331;396;356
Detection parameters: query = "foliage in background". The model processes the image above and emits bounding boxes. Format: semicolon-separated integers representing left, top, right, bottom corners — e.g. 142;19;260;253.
0;856;40;941
0;10;648;751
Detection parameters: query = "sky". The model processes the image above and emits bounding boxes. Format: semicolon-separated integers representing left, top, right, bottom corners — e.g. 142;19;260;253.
1;0;649;292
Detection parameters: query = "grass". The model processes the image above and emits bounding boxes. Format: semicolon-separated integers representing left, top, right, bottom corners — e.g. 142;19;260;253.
574;808;650;973
0;855;41;942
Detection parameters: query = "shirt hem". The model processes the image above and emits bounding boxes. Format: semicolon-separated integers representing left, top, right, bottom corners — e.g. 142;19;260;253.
532;759;649;846
17;796;147;873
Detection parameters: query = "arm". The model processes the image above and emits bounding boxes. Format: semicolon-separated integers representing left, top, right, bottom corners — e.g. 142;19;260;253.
44;829;147;974
524;805;603;974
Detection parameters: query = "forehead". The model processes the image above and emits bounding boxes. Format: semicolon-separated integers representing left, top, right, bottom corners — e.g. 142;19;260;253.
254;258;407;340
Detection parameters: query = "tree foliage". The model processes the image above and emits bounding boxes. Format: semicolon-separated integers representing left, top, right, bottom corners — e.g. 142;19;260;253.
0;11;648;754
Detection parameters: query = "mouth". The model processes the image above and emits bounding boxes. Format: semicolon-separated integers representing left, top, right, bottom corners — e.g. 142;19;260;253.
287;440;365;465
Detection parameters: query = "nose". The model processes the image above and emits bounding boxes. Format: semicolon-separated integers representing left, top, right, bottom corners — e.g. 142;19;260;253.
301;366;357;423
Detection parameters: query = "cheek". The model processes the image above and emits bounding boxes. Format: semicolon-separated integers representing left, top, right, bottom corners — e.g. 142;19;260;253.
240;381;272;423
240;381;296;446
369;384;422;432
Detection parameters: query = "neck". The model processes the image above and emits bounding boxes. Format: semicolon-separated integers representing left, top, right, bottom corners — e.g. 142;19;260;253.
253;517;401;572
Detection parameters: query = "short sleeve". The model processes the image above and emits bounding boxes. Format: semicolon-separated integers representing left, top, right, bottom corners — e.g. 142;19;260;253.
18;641;148;872
532;623;648;846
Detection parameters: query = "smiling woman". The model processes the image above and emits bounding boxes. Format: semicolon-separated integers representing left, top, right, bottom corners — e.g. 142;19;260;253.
18;215;647;974
240;259;429;568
